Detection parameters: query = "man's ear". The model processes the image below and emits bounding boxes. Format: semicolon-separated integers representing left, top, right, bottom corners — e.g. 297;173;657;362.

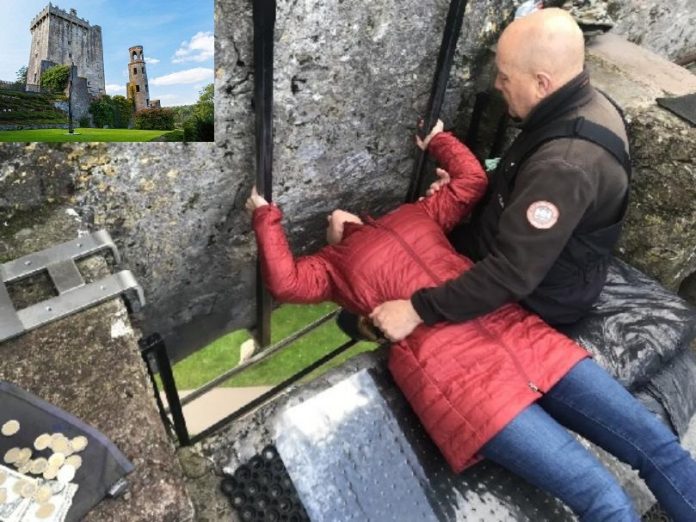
535;72;553;97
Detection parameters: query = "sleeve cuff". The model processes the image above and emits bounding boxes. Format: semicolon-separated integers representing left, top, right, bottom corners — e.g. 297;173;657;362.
411;290;443;326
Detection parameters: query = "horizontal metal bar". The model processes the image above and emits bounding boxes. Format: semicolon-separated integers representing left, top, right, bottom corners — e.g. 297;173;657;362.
16;270;145;334
170;308;339;411
47;260;85;294
0;282;24;341
1;230;119;283
189;339;357;445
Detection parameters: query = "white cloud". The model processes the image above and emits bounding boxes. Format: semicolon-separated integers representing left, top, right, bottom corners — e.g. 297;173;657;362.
147;57;161;65
106;84;125;95
172;31;214;64
150;68;213;86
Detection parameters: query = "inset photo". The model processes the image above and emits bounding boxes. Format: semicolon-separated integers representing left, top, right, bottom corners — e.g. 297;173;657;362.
0;1;213;142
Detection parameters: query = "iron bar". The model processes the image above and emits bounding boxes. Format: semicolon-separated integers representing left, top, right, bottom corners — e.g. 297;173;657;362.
189;339;357;444
405;0;469;203
253;0;277;348
138;333;190;445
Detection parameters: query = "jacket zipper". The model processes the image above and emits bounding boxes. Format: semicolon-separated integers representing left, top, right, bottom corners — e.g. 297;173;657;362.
367;217;544;395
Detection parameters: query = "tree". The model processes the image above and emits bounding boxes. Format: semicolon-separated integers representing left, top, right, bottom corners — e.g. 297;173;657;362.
112;95;133;129
183;83;214;141
89;95;115;128
40;65;71;93
16;66;28;85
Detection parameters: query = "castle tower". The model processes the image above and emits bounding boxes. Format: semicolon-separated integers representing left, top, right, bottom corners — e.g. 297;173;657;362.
127;46;151;112
26;4;105;97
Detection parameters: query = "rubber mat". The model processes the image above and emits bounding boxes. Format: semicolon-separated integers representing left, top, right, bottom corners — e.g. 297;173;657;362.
656;93;696;125
274;370;575;522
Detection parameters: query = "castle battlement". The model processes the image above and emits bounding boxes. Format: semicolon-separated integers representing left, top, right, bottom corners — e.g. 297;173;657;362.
30;3;90;31
26;3;105;98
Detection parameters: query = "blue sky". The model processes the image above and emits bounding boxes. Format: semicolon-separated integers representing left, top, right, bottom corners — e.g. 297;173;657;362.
0;0;213;106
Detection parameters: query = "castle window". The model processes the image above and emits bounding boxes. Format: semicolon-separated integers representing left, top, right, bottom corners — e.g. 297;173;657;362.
142;67;145;74
133;67;137;75
136;85;140;92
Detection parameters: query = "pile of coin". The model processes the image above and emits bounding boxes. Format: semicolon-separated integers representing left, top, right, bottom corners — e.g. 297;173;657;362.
2;418;88;519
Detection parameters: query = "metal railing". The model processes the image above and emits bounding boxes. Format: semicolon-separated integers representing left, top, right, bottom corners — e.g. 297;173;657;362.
139;308;360;445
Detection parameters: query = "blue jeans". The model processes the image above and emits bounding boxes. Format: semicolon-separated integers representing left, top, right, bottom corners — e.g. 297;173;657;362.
481;359;696;521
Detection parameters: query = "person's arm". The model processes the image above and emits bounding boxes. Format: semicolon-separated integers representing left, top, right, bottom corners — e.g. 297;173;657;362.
416;132;488;231
411;157;595;324
252;203;334;304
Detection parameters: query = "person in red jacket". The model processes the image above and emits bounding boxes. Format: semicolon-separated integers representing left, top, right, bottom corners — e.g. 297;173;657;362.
247;126;696;521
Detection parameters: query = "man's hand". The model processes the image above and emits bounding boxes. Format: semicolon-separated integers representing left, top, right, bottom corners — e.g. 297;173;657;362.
245;186;269;214
415;119;444;151
370;300;423;342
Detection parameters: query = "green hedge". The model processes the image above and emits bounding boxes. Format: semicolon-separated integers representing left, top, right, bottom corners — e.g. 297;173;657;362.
134;108;175;130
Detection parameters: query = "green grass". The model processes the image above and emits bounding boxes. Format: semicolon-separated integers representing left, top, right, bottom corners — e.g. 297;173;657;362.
0;128;170;142
167;302;378;390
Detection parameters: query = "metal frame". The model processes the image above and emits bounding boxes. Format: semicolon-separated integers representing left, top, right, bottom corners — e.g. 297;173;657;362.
141;309;357;446
0;230;145;342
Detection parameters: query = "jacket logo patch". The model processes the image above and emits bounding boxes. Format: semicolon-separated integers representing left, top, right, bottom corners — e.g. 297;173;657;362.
527;201;559;229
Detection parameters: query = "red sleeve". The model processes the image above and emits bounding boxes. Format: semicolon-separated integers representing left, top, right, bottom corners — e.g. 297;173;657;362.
414;132;488;232
252;205;333;304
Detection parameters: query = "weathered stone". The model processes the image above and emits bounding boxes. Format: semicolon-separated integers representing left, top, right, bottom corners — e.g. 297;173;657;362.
27;4;105;97
586;34;696;295
0;256;194;521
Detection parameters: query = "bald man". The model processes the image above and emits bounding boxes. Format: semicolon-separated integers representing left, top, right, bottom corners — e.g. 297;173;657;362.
372;8;631;339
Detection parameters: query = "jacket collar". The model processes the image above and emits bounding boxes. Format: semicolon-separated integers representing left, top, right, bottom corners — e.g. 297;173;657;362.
519;70;593;132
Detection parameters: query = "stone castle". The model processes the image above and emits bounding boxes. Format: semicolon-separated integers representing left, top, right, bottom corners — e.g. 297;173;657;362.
127;46;160;111
26;3;105;98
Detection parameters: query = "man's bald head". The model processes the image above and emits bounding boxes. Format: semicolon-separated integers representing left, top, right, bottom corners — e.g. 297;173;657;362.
494;8;585;119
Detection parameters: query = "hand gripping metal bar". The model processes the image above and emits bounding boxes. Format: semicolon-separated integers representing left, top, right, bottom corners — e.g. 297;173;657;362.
253;0;276;348
406;0;469;203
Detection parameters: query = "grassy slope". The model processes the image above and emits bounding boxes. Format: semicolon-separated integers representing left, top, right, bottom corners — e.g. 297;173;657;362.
0;128;169;142
168;302;378;390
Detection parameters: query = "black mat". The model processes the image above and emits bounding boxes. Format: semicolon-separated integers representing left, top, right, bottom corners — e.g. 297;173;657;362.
656;93;696;126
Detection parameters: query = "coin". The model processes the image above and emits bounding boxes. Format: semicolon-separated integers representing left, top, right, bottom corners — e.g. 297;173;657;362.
57;464;75;484
3;448;20;465
30;458;48;475
52;438;71;455
34;434;51;451
0;487;6;504
70;435;88;453
65;454;82;470
1;420;20;436
34;485;53;504
43;465;59;481
35;502;56;519
21;481;37;498
47;453;65;468
17;461;32;474
16;448;32;464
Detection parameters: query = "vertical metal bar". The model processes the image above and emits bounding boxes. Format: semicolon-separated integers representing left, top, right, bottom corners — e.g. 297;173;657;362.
138;334;190;446
253;0;276;348
406;0;469;203
464;91;490;150
489;112;510;159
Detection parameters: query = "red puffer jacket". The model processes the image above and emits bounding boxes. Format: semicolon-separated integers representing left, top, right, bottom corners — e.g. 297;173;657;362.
252;133;589;472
